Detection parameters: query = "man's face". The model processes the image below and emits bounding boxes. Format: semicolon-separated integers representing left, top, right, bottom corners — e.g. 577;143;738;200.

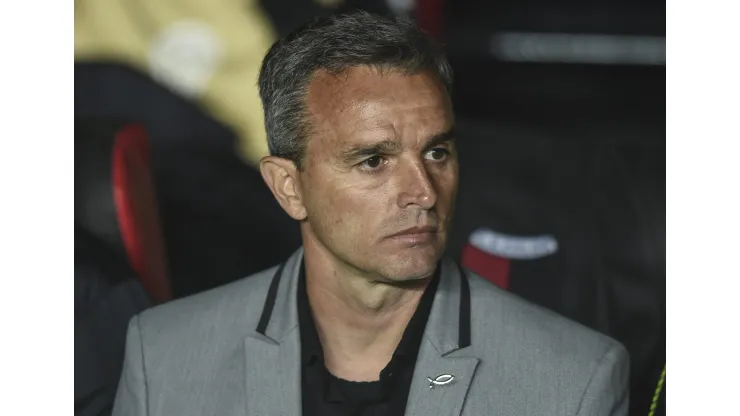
298;66;458;282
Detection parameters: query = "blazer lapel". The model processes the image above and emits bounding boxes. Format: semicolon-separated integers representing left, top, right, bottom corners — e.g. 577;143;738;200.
405;260;481;416
242;251;479;416
244;331;302;416
244;249;304;416
405;338;480;416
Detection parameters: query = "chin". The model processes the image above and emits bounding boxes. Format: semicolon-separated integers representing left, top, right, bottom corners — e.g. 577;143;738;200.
379;247;441;282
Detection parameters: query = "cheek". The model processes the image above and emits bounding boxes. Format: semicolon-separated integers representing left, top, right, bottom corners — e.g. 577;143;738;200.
329;189;373;225
307;181;372;234
432;165;459;203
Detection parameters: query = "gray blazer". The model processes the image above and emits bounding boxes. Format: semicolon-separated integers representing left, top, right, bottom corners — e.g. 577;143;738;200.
112;249;629;416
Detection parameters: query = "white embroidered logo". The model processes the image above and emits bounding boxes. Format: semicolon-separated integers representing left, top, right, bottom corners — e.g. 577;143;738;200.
469;228;559;260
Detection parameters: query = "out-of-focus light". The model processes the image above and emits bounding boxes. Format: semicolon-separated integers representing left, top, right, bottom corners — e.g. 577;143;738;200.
147;20;224;98
386;0;415;15
491;32;666;66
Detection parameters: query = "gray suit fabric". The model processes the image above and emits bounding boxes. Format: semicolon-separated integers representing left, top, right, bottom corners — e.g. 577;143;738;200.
113;248;629;415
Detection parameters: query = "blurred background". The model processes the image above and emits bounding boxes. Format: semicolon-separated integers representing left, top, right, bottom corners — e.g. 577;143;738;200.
74;0;665;415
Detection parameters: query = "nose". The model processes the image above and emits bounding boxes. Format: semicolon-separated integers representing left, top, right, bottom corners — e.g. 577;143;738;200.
397;160;437;210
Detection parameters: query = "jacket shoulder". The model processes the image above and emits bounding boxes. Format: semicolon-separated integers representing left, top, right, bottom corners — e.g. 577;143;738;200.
135;265;279;344
462;272;629;415
467;272;625;362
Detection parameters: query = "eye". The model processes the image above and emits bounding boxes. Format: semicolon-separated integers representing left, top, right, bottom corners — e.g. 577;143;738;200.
359;155;387;170
425;147;449;161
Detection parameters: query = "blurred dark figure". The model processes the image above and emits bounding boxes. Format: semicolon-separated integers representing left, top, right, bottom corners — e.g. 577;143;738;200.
443;1;665;413
75;120;171;415
75;64;302;297
449;120;665;416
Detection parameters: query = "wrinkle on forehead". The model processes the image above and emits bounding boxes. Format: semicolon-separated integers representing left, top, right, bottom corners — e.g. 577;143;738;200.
304;66;452;155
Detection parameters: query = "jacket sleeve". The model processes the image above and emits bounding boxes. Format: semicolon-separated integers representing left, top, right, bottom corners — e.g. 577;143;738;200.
112;315;149;416
575;342;630;416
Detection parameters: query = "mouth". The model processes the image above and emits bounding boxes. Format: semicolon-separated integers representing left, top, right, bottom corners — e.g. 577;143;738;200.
387;226;439;240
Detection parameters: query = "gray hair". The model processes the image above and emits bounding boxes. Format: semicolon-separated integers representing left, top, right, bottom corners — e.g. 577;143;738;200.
257;11;453;168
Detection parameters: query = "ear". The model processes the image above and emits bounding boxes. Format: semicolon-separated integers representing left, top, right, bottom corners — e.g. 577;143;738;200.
260;156;307;220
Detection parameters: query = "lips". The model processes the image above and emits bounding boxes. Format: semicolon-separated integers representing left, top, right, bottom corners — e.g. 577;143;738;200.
388;225;438;238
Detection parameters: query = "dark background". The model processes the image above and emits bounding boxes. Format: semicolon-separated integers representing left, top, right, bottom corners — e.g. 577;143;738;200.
75;1;665;415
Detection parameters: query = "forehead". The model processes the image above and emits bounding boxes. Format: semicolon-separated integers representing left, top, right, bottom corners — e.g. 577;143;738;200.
304;66;452;151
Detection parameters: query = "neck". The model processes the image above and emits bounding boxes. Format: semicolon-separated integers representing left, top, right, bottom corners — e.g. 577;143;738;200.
302;242;431;382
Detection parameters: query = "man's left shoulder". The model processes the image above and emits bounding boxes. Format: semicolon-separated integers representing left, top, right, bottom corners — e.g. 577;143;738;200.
460;273;629;415
466;272;626;366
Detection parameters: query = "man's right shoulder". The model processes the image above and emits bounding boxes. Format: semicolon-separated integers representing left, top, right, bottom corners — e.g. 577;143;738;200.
133;264;279;343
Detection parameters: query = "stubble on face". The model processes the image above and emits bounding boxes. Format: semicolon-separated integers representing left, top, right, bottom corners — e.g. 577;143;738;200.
298;65;458;283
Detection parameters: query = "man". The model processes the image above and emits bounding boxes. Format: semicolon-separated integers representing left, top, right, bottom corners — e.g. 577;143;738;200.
113;12;629;416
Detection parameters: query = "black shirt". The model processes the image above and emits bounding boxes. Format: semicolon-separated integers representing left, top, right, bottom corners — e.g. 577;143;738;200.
297;264;441;416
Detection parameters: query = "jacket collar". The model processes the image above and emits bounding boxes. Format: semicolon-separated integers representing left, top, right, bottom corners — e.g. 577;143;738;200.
253;248;471;356
244;248;478;416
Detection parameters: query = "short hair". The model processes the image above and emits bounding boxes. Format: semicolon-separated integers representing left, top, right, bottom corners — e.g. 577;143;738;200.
258;11;453;168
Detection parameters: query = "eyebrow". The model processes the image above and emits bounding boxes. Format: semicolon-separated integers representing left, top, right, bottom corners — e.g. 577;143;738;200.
339;126;456;164
339;139;402;163
422;127;456;151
